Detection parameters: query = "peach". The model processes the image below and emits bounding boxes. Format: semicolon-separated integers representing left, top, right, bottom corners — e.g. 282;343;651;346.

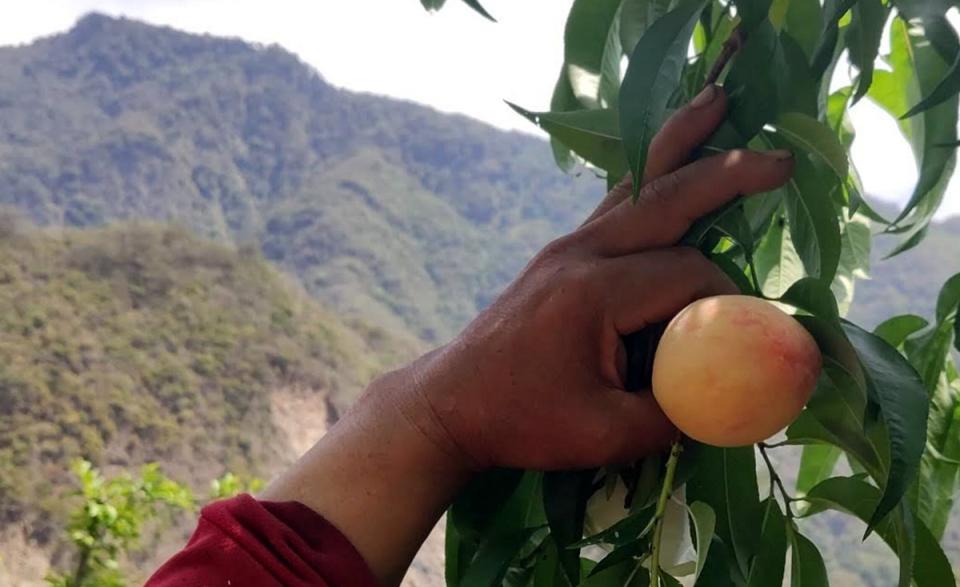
651;295;821;447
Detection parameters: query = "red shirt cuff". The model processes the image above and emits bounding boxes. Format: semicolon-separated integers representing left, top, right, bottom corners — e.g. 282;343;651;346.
146;494;380;586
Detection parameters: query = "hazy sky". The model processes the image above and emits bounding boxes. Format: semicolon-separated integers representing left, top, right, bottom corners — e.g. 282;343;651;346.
1;0;958;218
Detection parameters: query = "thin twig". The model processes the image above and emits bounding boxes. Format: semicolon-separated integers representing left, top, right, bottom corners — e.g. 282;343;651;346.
650;440;683;586
758;443;796;518
704;26;745;87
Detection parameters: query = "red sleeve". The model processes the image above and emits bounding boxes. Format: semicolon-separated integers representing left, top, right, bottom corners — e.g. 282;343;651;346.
146;494;380;587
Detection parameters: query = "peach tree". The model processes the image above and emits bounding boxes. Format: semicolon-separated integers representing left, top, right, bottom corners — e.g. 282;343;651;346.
423;0;960;585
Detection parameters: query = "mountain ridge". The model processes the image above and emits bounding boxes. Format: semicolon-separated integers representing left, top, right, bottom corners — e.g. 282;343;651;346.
0;13;957;587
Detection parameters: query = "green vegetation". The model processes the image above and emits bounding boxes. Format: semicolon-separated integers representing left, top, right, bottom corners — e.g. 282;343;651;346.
45;460;193;587
0;13;598;342
0;221;414;552
429;1;960;586
0;12;956;587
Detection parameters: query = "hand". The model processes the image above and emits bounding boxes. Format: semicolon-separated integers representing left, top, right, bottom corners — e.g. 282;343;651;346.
261;85;794;586
389;84;795;471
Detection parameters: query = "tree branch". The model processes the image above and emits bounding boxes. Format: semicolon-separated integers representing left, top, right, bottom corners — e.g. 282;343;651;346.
704;26;745;87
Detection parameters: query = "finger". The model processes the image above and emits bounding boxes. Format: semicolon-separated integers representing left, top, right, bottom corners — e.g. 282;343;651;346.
576;390;675;465
601;248;739;334
583;149;794;256
581;84;728;226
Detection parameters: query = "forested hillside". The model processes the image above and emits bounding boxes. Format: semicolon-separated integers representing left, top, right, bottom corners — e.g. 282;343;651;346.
0;13;957;587
0;13;598;342
0;221;416;583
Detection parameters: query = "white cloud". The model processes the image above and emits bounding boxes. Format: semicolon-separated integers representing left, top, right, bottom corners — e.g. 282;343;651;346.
1;0;958;218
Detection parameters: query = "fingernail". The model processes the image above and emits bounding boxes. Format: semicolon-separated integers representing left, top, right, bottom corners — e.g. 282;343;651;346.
766;149;794;161
690;84;718;108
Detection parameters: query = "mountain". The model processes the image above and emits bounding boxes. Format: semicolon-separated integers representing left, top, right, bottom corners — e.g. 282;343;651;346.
0;12;957;587
0;221;418;584
0;13;598;343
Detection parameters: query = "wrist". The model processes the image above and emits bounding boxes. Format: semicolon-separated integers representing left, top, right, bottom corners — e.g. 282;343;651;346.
361;348;478;478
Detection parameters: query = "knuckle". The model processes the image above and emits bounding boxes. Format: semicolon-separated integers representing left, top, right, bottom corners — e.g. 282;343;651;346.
538;233;579;261
640;172;690;226
642;171;682;205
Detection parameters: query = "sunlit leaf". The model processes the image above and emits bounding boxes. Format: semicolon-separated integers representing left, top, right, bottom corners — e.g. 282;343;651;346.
811;0;857;78
620;0;679;56
796;444;842;495
564;0;623;108
620;0;706;197
874;314;929;347
507;104;628;179
845;0;886;102
763;134;842;283
870;18;958;254
773;112;848;183
755;213;805;298
686;502;716;582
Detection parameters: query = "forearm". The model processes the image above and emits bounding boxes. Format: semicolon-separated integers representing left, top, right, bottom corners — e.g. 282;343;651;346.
260;357;472;586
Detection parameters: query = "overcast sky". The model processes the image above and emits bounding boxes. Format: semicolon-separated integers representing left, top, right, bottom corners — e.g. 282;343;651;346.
1;0;958;218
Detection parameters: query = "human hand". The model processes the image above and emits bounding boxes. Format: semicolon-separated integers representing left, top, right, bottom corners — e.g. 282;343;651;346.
391;85;795;471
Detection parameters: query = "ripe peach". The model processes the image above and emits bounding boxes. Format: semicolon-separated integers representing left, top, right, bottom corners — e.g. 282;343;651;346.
651;295;821;447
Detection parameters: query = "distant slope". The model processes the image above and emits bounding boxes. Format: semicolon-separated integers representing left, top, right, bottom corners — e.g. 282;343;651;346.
850;215;960;328
0;13;958;587
0;221;415;557
0;13;598;342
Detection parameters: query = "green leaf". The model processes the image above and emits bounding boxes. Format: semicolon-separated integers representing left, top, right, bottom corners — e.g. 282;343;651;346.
548;68;584;172
564;0;623;108
874;314;929;347
461;0;496;22
421;0;447;11
916;361;960;539
745;498;787;587
764;133;842;283
725;22;785;138
796;444;842;494
904;319;955;392
695;536;737;586
734;0;773;32
779;277;841;324
778;33;820;117
461;527;540;587
543;469;596;583
686;501;716;582
843;322;930;530
619;0;706;197
449;469;525;540
773;112;849;183
788;531;829;587
507;104;628;178
620;0;678;56
935;272;960;323
803;477;955;587
832;213;872;316
811;0;857;78
783;0;822;59
532;537;574;587
587;539;647;578
686;446;761;583
755;213;805;298
845;0;886;102
870;18;958;254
